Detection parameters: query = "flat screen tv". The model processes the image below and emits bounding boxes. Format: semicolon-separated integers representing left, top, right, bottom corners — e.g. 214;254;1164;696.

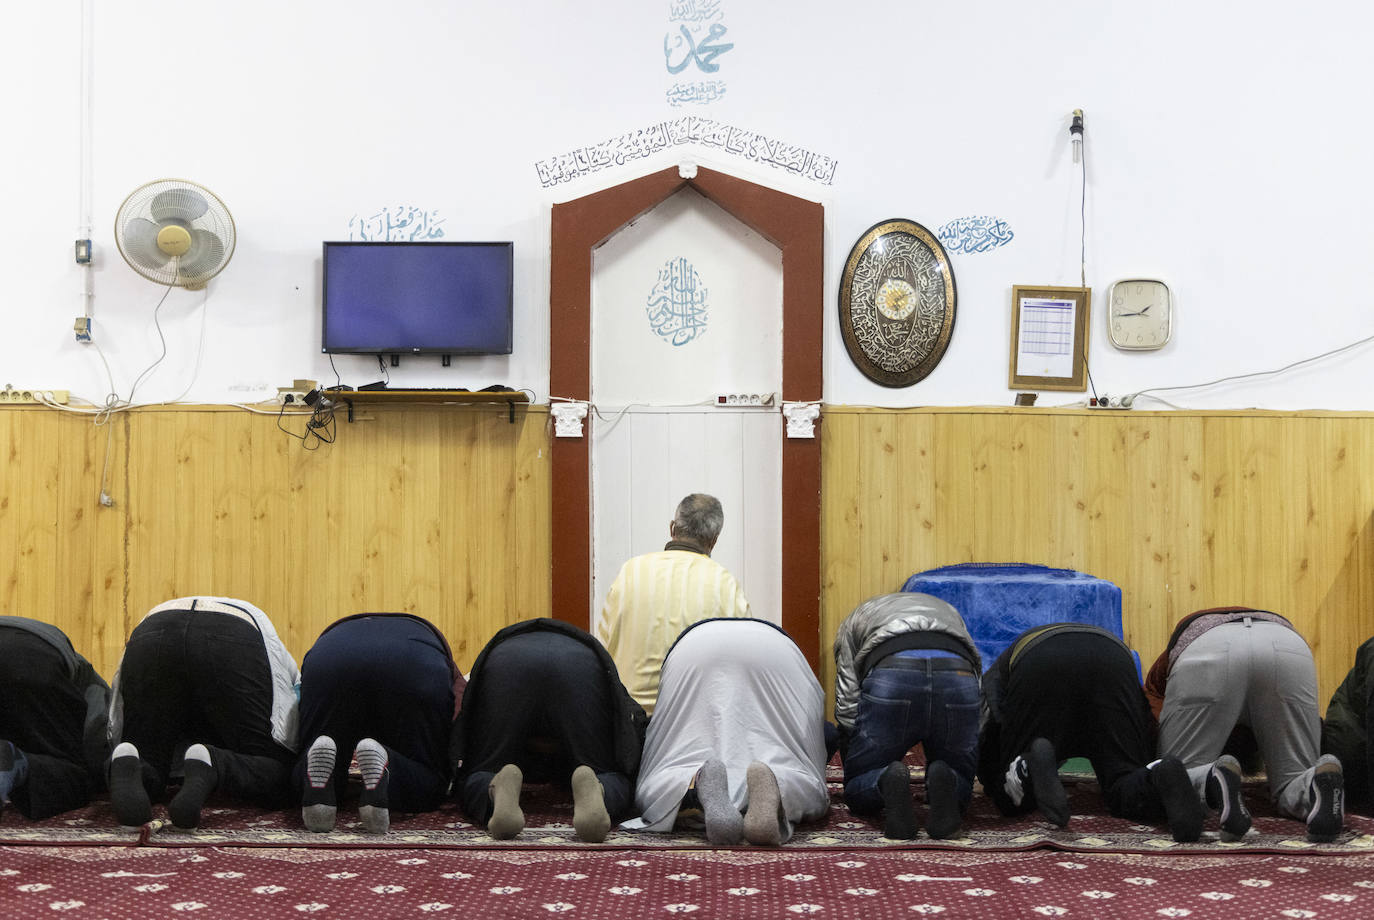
322;241;513;356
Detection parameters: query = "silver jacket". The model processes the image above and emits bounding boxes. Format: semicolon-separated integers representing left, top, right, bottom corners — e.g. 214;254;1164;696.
832;592;980;731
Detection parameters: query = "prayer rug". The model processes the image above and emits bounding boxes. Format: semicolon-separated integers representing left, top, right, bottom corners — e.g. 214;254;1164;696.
3;772;1370;857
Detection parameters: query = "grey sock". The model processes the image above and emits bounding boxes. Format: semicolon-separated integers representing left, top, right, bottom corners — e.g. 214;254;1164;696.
571;765;611;843
302;735;338;833
695;759;742;845
355;739;390;835
743;761;784;846
486;763;524;839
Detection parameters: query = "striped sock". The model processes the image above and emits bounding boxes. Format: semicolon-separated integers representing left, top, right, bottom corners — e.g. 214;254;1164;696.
355;739;390;835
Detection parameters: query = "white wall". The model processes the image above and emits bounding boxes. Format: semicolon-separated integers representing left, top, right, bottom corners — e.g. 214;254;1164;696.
7;1;1374;410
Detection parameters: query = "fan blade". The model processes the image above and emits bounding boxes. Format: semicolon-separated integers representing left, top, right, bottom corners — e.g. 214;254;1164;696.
150;187;209;223
177;229;226;278
122;218;172;272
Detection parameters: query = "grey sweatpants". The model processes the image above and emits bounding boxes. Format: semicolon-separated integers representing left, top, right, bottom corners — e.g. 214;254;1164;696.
1158;619;1321;820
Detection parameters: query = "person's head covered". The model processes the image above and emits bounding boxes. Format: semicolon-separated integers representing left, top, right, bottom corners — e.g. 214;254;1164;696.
670;493;724;553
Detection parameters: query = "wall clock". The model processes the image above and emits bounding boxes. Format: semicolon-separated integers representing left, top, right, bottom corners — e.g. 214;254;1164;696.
839;218;956;387
1107;278;1172;350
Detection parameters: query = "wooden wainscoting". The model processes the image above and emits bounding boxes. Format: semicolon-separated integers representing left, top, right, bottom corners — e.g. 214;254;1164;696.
0;408;127;674
6;402;1374;714
0;404;551;678
821;406;1374;710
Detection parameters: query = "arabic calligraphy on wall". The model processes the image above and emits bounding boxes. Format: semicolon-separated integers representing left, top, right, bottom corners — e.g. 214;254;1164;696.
349;206;447;242
534;117;839;188
664;0;733;108
936;216;1014;255
646;257;709;346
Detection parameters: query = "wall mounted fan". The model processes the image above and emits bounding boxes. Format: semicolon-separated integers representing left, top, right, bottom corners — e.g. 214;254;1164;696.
114;179;236;290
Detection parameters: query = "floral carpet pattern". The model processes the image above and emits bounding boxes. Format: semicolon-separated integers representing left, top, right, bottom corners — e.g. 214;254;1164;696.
2;770;1372;918
4;845;1374;919
2;772;1370;856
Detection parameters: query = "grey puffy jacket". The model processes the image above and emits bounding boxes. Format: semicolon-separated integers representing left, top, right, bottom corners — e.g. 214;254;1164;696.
832;592;980;732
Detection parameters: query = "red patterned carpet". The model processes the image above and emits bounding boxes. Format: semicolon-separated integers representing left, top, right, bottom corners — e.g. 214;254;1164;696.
4;846;1373;919
2;770;1371;918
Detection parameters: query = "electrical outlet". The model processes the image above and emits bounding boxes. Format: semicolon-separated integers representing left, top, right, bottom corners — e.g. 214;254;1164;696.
277;379;318;405
714;392;776;407
276;389;310;406
0;386;70;404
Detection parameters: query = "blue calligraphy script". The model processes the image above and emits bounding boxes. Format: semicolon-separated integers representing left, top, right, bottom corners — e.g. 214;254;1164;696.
664;22;734;74
669;0;722;22
667;80;727;107
349;206;447;242
646;257;709;346
936;216;1014;254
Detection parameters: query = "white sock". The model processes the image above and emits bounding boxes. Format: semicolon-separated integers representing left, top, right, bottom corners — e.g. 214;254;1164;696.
1004;756;1027;805
184;743;212;766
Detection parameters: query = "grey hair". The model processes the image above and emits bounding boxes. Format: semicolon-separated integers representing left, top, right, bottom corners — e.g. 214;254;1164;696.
673;493;724;547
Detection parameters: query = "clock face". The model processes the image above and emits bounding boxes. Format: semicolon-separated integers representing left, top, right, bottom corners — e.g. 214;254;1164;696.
1108;279;1171;350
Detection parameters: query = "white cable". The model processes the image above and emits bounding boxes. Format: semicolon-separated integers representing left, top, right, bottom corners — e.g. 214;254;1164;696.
1129;332;1374;406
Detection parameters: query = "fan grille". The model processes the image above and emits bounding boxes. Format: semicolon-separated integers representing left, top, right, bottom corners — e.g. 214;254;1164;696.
115;179;236;288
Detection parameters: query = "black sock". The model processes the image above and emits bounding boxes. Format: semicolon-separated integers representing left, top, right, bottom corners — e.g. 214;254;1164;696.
878;761;918;839
168;746;217;829
1025;737;1069;827
925;760;961;840
109;743;152;826
1150;756;1203;843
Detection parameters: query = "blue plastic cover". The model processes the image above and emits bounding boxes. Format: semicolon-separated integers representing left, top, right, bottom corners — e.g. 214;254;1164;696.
901;563;1125;674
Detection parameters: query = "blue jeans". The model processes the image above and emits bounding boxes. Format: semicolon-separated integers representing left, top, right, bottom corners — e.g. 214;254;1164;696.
842;664;981;815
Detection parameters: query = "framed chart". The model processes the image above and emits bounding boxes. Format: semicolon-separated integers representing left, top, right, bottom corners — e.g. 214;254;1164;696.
1008;284;1091;391
838;219;957;388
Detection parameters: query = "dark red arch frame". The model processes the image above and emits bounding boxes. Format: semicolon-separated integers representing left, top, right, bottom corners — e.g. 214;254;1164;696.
548;165;825;669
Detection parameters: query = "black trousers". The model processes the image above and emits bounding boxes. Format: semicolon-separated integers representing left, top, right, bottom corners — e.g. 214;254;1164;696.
978;631;1163;822
292;616;454;812
0;628;95;819
458;631;630;823
116;611;294;808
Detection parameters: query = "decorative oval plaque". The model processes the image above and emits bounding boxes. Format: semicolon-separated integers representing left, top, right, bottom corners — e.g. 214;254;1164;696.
838;218;957;387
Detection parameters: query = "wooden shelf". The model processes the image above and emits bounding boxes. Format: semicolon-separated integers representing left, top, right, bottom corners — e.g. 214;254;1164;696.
328;388;529;422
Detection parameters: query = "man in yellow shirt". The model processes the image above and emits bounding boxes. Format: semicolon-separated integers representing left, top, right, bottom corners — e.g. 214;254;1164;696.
595;494;752;715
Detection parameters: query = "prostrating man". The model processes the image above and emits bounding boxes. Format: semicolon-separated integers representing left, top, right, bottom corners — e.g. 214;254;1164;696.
0;616;110;820
833;592;981;840
978;623;1205;843
596;493;751;715
1146;607;1344;842
452;618;646;843
1323;636;1374;815
630;618;829;846
106;596;300;829
296;613;464;834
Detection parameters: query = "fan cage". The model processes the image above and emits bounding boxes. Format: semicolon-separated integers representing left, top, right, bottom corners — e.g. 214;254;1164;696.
114;179;237;287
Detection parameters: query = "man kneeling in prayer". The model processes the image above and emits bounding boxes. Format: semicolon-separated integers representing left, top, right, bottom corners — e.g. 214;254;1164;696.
627;618;829;846
451;618;646;843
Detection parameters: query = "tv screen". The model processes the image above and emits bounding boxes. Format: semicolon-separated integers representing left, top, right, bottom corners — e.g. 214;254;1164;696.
322;241;513;356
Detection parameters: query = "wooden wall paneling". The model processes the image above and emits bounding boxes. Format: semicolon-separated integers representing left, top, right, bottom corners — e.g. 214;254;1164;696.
90;414;130;676
820;408;1374;710
115;406;551;673
0;409;121;676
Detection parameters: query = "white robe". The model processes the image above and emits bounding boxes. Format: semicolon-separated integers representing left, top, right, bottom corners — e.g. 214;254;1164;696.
628;619;828;841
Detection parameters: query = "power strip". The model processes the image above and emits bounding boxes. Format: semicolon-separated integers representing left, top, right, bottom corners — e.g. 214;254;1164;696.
1089;394;1134;409
1;386;70;404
